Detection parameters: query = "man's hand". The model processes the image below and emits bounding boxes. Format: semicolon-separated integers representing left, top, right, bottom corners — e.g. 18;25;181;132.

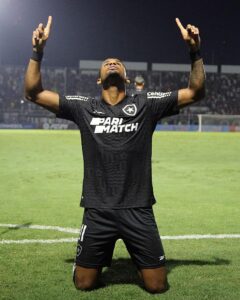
32;16;52;53
175;18;200;52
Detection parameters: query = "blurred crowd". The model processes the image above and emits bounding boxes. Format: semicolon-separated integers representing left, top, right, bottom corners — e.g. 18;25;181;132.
0;65;240;127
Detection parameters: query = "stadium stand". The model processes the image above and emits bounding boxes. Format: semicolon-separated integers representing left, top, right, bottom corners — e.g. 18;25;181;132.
0;65;240;130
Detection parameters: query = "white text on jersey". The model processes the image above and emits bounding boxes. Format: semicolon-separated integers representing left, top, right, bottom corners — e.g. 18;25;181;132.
66;95;89;101
147;92;171;99
90;117;139;134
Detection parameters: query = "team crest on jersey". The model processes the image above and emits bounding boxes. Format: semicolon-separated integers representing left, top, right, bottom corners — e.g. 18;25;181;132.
122;104;137;116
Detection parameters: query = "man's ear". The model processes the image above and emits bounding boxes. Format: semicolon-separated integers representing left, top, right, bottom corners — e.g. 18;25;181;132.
125;78;131;84
97;78;102;85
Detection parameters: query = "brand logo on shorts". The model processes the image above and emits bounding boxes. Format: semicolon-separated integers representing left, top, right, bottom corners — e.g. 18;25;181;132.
122;104;137;116
159;255;165;261
77;244;82;257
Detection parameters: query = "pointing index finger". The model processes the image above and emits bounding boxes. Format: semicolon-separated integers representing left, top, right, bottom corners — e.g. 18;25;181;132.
175;17;185;31
45;16;52;31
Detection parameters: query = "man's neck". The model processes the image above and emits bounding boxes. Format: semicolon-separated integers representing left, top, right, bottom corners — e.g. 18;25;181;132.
102;86;126;106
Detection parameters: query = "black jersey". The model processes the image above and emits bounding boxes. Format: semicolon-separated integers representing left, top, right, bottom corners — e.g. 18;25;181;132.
57;91;179;208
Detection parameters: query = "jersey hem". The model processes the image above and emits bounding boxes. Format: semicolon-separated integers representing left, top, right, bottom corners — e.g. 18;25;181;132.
80;201;156;209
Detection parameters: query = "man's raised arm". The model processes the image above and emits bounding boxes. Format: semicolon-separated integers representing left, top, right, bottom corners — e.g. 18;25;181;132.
175;18;206;107
24;16;59;113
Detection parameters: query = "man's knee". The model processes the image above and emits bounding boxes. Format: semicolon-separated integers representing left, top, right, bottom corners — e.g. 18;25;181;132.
73;265;101;291
74;277;96;291
140;266;169;294
144;279;169;294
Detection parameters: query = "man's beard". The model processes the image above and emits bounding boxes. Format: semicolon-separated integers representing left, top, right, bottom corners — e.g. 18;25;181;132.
102;73;125;91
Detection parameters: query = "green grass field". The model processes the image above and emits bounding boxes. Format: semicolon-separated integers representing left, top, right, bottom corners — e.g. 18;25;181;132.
0;130;240;300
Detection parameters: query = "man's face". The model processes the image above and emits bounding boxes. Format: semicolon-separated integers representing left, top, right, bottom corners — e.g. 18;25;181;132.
99;58;127;83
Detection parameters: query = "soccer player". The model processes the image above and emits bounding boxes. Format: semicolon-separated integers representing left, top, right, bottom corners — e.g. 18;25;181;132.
134;75;145;95
24;16;205;294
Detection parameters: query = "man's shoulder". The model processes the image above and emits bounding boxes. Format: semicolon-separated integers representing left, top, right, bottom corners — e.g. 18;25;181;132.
130;91;174;101
129;92;147;102
63;95;99;108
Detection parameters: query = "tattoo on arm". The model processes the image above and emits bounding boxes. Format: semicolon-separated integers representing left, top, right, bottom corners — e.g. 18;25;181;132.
189;59;206;99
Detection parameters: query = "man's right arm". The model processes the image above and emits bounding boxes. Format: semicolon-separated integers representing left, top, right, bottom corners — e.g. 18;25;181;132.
24;16;59;114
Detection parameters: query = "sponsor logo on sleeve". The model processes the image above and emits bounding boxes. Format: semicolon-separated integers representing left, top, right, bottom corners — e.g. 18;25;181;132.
147;92;172;99
93;110;105;115
66;95;89;101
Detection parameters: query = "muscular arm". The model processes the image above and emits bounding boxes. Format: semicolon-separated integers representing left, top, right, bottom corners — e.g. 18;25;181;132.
178;57;206;107
25;58;59;113
24;16;60;114
175;18;206;107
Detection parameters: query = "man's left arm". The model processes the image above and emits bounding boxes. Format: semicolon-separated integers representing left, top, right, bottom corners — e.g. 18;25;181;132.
176;18;206;107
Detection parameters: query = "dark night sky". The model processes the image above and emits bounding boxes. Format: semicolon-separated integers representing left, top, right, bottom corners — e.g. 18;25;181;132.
0;0;239;67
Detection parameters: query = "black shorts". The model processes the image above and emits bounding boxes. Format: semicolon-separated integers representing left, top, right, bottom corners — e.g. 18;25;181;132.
74;207;166;270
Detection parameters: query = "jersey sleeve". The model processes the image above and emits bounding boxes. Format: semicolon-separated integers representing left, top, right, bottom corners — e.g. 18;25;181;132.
147;90;179;120
56;95;83;123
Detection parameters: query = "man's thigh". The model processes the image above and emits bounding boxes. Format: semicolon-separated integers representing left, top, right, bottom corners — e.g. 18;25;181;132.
74;208;118;268
120;207;166;268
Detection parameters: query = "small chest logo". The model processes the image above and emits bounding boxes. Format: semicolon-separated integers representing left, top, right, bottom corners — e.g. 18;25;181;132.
122;104;137;116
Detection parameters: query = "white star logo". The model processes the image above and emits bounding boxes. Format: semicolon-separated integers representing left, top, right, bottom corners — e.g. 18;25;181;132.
122;104;137;116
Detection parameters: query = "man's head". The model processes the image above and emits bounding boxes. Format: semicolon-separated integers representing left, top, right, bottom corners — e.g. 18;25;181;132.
97;58;130;89
134;75;145;91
